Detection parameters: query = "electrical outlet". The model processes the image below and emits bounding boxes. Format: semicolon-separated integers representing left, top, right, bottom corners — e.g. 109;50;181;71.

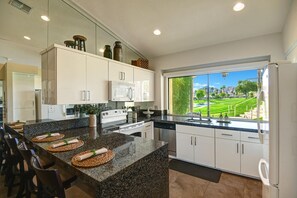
48;106;55;113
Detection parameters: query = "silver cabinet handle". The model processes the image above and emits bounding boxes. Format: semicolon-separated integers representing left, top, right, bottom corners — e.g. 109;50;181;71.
191;136;193;145
145;132;147;138
221;133;233;136
248;136;259;139
123;72;126;80
87;91;90;101
242;144;244;154
81;90;86;101
237;143;239;153
119;72;122;80
195;137;197;146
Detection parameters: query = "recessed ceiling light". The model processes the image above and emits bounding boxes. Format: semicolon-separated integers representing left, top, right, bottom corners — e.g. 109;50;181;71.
153;29;161;36
99;48;104;53
233;2;245;11
41;15;50;21
24;36;31;40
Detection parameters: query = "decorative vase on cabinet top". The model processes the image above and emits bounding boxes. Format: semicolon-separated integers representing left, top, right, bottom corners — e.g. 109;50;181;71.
113;41;123;62
103;45;112;59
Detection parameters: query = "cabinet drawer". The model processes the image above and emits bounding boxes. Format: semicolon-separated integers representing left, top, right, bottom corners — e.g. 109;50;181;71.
241;132;261;143
215;129;240;140
176;125;214;137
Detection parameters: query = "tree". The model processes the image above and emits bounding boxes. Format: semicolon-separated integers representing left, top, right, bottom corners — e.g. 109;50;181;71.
220;85;226;93
195;89;205;104
220;92;226;98
172;77;192;114
235;80;257;98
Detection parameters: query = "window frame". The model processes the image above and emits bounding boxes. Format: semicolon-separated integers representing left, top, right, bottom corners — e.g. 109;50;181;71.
164;61;268;121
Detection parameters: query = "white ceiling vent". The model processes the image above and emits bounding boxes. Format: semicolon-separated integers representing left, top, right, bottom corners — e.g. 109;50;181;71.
9;0;32;14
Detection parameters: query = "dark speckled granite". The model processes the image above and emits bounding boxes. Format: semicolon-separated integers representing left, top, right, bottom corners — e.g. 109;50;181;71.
6;123;169;198
23;117;89;138
150;115;267;133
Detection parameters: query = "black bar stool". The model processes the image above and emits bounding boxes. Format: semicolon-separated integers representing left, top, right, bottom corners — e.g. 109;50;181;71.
18;140;77;196
4;134;20;197
31;154;93;198
0;126;8;174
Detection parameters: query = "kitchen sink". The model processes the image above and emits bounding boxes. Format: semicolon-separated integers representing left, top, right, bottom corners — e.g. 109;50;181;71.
186;118;212;123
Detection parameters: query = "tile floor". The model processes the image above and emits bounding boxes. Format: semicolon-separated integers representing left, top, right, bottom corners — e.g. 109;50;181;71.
0;170;262;198
169;169;262;198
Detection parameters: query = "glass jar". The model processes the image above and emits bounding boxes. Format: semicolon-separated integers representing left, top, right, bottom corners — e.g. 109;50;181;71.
103;45;112;59
113;41;123;62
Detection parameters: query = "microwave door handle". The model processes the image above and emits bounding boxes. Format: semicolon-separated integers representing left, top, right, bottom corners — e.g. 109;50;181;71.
127;87;132;101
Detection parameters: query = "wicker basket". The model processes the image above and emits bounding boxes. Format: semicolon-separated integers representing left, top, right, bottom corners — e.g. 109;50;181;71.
131;58;149;69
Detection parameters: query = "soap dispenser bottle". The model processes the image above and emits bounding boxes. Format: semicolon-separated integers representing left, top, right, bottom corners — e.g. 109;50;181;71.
219;113;223;120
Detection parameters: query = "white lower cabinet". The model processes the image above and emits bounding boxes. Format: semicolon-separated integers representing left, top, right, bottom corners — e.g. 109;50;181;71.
194;136;215;167
240;141;263;177
215;129;263;178
176;125;215;167
176;132;195;163
142;121;154;140
216;138;241;173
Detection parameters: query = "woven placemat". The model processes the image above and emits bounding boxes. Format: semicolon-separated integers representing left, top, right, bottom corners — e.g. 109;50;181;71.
46;140;84;152
32;134;65;143
71;150;115;168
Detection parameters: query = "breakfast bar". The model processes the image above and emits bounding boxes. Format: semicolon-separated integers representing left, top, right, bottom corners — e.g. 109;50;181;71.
5;119;169;198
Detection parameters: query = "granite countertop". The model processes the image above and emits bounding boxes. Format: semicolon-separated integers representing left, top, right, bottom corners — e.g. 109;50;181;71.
150;115;268;133
25;126;167;185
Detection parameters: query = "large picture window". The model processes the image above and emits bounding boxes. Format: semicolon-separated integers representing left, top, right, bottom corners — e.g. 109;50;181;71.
168;69;258;120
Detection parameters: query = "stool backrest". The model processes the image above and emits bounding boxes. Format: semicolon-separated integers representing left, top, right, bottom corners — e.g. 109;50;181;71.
31;154;65;198
17;141;36;171
5;136;24;172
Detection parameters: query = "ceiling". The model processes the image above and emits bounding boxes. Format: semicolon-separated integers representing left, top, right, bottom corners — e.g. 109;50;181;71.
71;0;292;58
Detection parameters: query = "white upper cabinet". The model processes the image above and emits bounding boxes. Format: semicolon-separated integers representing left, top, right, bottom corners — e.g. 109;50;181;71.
42;44;154;104
134;67;155;102
108;61;133;83
86;55;109;103
41;45;109;105
55;48;86;104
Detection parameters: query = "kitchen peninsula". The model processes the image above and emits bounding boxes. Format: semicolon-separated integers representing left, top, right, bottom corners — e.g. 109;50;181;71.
5;118;169;198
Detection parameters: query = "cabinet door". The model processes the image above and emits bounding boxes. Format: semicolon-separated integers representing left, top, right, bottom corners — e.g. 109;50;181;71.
134;68;154;102
241;142;263;177
56;48;86;104
194;136;215;167
108;61;133;82
216;138;240;173
86;56;109;103
41;53;48;104
143;121;154;139
176;132;194;163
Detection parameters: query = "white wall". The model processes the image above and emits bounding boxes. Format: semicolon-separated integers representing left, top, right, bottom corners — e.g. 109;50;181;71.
151;33;284;109
0;39;41;67
283;0;297;62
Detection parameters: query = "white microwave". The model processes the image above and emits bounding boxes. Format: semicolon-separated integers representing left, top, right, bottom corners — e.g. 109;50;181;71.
109;81;135;101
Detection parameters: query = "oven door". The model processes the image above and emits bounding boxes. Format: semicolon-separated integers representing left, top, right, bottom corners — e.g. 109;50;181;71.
118;122;144;137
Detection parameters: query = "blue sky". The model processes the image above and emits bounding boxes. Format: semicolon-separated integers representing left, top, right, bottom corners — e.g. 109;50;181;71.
193;69;257;90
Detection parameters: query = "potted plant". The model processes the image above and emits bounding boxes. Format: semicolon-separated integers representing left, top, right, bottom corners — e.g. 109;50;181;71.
74;105;80;117
86;104;100;127
79;105;88;118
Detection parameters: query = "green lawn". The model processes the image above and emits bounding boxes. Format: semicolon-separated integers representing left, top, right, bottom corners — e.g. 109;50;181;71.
193;97;257;118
